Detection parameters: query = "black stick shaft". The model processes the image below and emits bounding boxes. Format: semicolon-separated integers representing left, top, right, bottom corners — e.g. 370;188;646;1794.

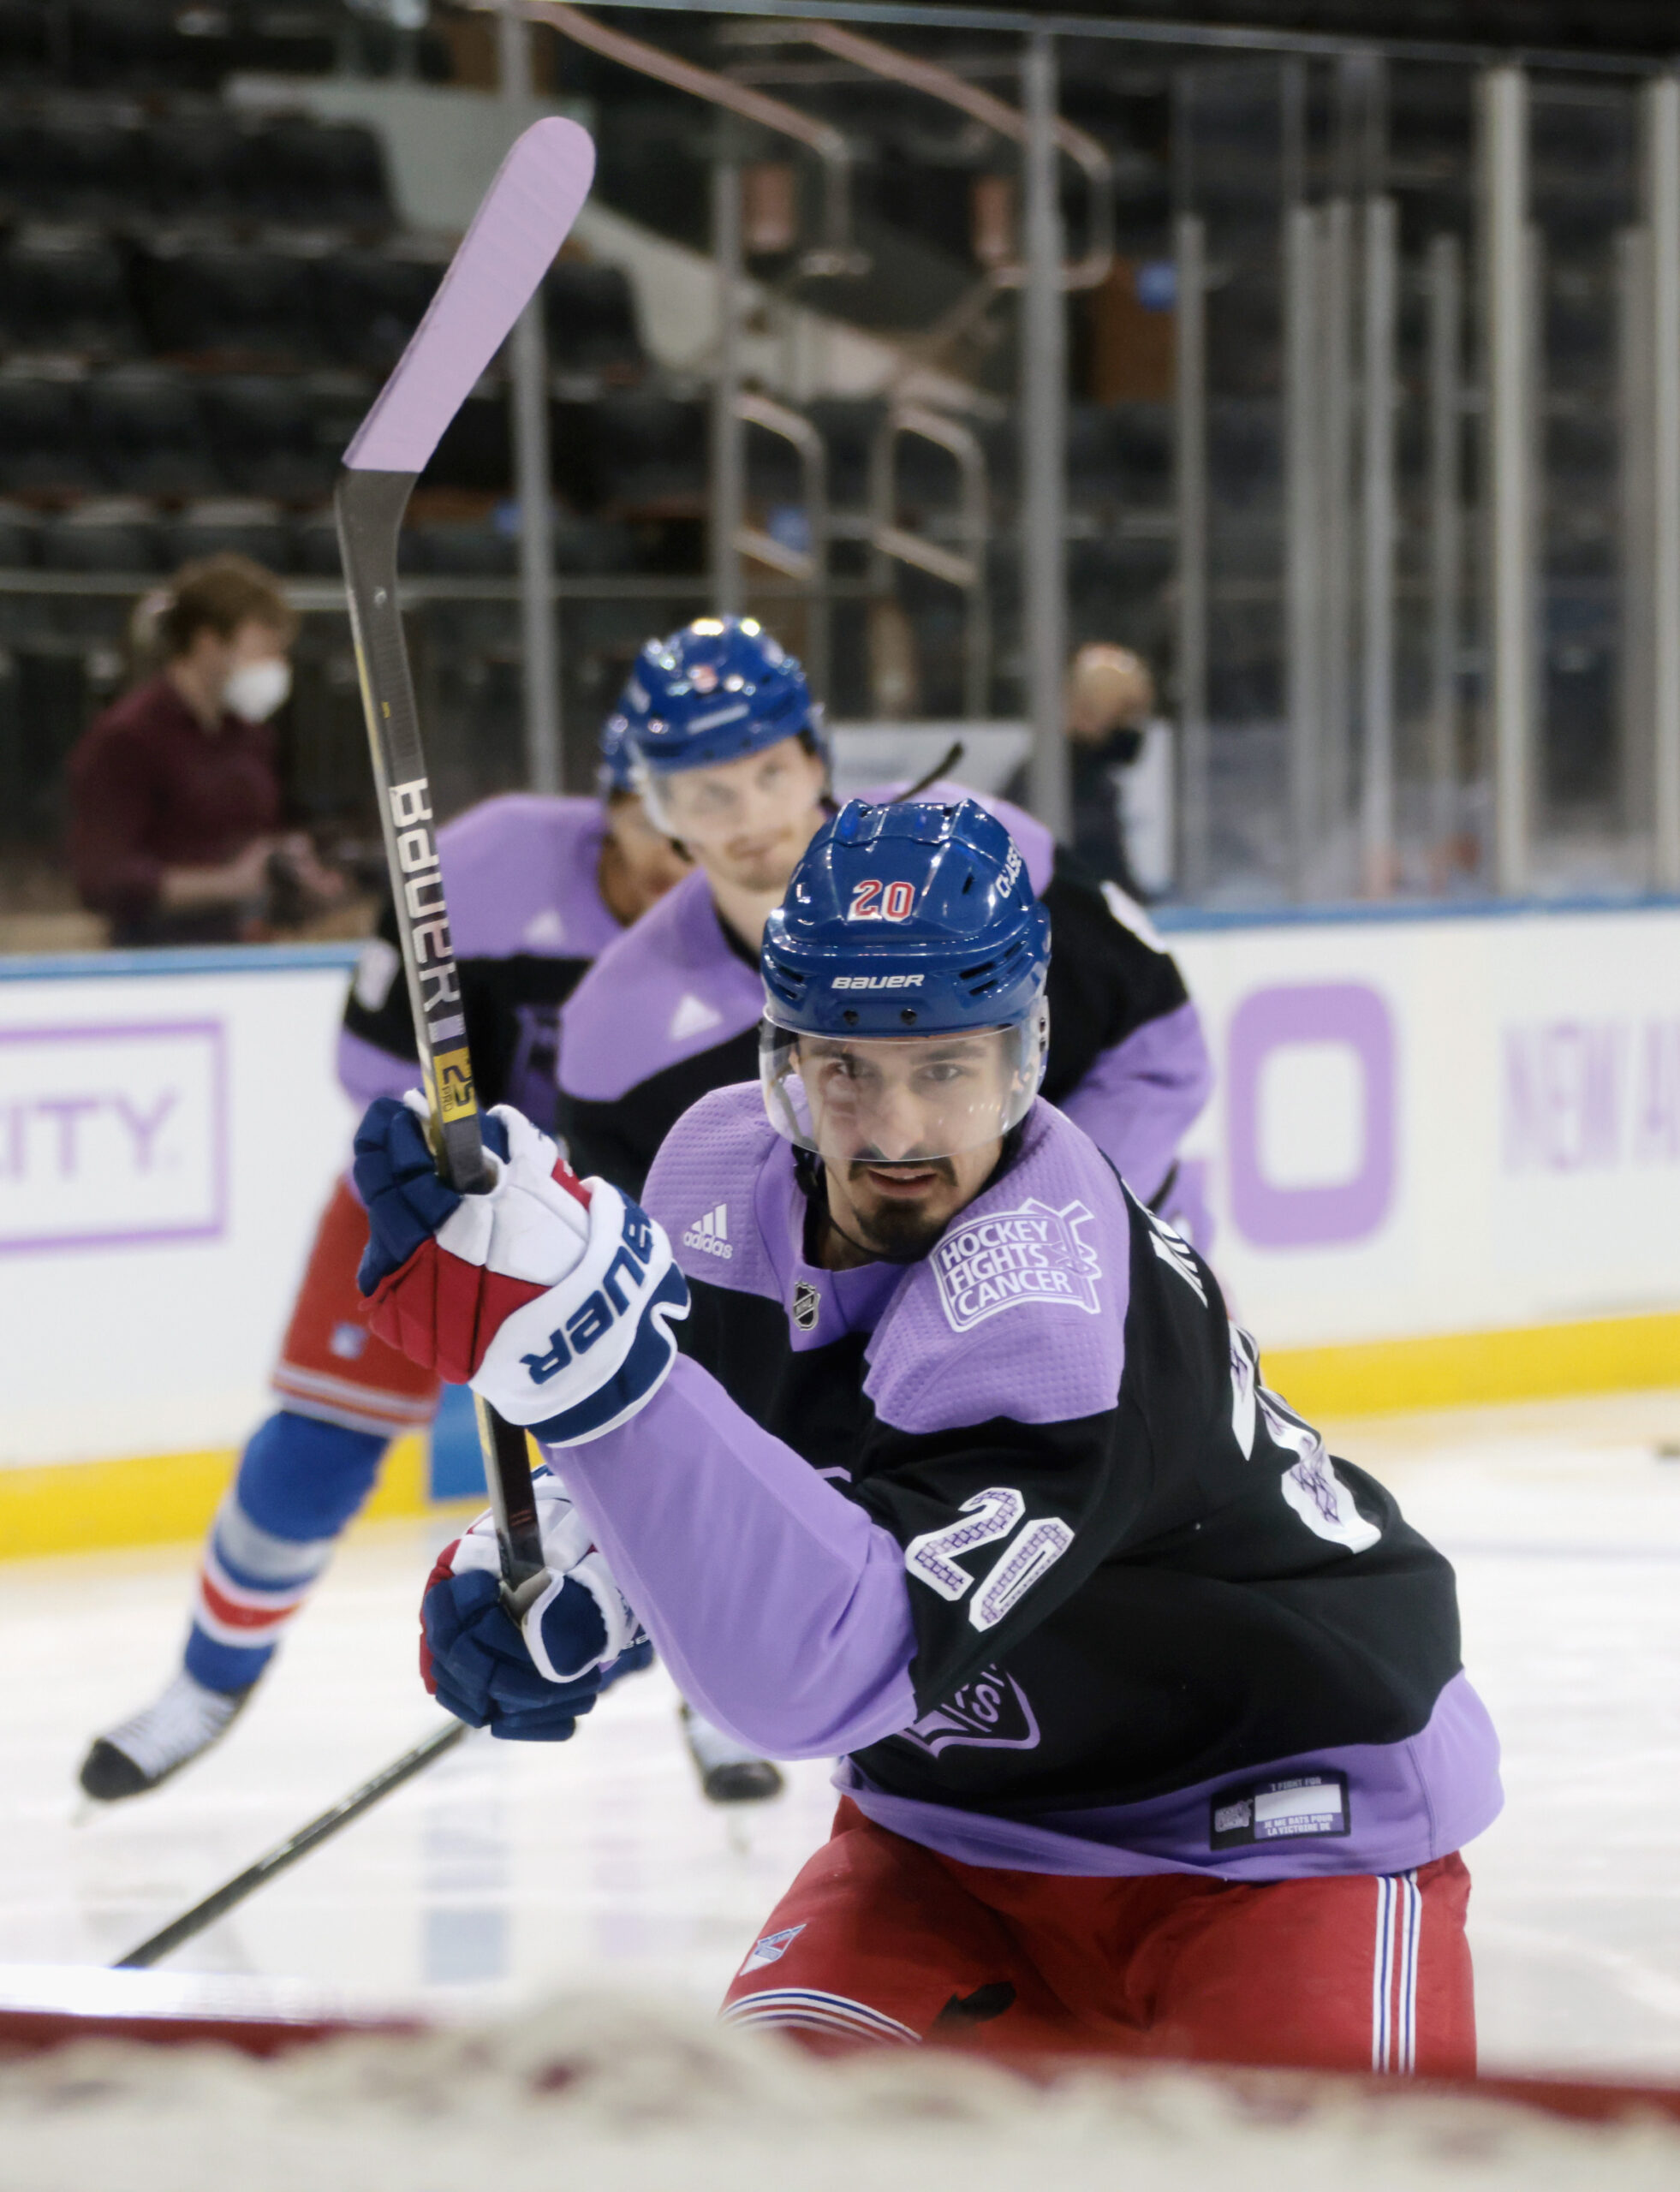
336;468;545;1593
113;1723;468;1971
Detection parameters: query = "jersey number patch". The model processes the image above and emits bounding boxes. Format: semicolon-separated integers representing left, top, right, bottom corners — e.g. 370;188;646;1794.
905;1488;1075;1632
1229;1320;1380;1555
848;878;916;922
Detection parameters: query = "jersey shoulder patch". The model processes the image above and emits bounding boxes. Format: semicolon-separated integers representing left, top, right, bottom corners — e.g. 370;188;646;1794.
640;1081;783;1302
865;1104;1131;1433
557;872;761;1104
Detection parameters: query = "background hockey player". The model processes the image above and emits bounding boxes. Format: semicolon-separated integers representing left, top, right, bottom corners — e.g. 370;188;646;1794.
356;795;1502;2072
557;616;1212;1236
76;718;780;1803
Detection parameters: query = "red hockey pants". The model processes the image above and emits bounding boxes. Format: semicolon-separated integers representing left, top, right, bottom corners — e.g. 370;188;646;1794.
722;1797;1474;2074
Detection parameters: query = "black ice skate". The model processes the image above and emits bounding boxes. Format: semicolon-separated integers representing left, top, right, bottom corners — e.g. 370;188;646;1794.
679;1701;783;1804
79;1672;255;1802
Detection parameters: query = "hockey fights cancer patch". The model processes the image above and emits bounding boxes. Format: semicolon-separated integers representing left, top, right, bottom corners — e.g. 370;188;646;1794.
932;1199;1103;1333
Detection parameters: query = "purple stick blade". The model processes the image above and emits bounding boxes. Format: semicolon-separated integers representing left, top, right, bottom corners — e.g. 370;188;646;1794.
343;116;595;476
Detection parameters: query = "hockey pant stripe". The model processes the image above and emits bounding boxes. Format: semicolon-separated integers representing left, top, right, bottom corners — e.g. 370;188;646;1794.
1372;1870;1422;2075
271;1361;436;1436
720;1989;919;2046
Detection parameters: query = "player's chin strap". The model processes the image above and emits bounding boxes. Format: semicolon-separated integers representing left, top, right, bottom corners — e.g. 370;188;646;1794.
891;741;965;802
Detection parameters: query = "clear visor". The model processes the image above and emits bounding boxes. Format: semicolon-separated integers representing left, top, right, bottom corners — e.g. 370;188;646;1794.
760;1015;1046;1164
632;757;687;838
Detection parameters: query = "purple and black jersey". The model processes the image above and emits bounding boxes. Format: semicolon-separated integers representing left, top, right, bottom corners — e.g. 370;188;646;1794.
552;1087;1502;1881
340;794;622;1129
554;786;1212;1205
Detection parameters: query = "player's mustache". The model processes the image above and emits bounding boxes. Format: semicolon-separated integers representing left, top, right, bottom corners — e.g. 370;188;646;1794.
849;1153;956;1186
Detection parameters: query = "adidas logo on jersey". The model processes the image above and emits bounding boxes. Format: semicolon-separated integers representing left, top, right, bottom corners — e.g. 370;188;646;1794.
682;1204;733;1260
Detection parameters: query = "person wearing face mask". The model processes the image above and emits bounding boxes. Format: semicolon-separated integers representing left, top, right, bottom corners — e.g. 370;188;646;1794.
68;554;340;946
556;616;1212;1238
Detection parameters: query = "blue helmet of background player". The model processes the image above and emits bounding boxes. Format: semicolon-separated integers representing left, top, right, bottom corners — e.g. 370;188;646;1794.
596;709;637;801
625;616;825;825
759;798;1051;1161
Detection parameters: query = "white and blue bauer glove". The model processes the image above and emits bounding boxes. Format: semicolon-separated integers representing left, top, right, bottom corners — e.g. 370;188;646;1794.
420;1469;653;1741
353;1093;688;1444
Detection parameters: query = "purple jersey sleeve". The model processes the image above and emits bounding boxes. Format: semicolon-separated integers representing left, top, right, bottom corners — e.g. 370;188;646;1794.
551;1355;918;1759
336;1024;423;1107
1059;995;1213;1205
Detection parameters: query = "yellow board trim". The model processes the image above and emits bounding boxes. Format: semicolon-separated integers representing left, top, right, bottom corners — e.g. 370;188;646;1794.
3;1309;1678;1561
0;1433;428;1563
1266;1309;1680;1421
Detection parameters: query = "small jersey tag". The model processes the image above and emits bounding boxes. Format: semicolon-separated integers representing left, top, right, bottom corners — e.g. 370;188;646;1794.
1209;1771;1349;1849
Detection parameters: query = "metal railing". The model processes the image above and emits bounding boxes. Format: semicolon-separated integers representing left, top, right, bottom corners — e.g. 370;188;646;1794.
867;402;991;720
732;390;830;699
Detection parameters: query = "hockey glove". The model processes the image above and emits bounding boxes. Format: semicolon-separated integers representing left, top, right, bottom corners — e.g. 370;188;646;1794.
420;1469;652;1742
353;1093;688;1444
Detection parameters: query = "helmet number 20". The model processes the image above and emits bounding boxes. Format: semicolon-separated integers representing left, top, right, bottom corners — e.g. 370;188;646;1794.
848;879;916;922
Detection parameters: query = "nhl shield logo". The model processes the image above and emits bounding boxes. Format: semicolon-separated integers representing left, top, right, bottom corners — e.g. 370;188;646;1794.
793;1280;821;1332
932;1199;1102;1333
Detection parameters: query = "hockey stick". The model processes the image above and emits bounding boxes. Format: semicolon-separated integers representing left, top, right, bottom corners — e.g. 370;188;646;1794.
335;119;595;1599
112;1723;468;1971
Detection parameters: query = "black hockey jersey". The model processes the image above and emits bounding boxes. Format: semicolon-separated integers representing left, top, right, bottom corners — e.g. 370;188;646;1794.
555;1086;1502;1881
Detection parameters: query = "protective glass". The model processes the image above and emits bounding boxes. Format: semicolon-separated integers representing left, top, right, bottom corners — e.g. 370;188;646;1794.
760;1016;1045;1164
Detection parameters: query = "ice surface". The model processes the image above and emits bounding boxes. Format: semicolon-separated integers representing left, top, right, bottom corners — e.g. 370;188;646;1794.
1;1388;1678;2082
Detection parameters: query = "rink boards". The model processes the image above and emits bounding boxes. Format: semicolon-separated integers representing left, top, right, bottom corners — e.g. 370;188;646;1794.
1;900;1677;1553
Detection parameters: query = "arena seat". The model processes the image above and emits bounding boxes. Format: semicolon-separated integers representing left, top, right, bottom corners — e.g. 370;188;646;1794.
423;384;510;496
69;0;235;91
0;367;98;496
250;117;393;231
3;108;147;220
290;503;342;576
414;519;518;577
542;261;645;382
135;238;323;368
313;247;444;374
39;495;162;573
141;110;262;224
199;375;334;503
591;390;707;512
168;495;291;569
0;0;48;77
86;366;223;500
0;497;40;565
0;225;141;359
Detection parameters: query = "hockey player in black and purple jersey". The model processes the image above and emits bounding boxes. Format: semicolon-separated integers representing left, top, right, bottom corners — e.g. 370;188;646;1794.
76;717;784;1804
557;616;1212;1233
358;795;1501;2075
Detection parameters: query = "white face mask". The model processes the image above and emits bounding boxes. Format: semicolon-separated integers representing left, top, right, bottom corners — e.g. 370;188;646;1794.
223;658;292;722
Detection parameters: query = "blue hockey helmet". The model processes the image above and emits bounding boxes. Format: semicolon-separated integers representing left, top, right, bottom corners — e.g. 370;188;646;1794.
596;708;637;800
760;798;1051;1160
626;616;825;815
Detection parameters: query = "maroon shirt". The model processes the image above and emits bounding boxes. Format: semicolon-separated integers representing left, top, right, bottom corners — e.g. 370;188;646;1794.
69;675;282;943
